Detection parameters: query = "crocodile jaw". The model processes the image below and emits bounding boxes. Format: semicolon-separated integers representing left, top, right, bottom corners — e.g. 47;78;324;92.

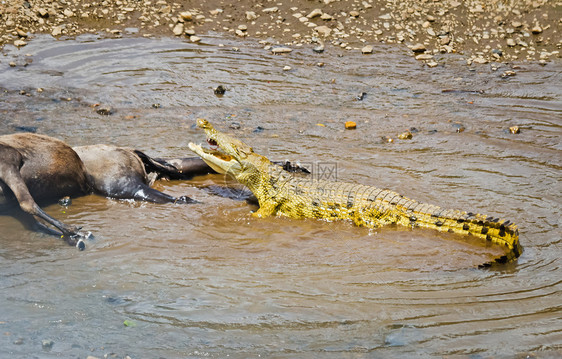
188;142;242;176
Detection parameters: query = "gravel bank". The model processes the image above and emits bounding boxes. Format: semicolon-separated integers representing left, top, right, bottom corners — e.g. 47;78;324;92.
1;0;560;64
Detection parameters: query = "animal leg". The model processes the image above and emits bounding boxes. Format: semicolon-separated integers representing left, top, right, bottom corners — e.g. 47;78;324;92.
0;155;90;248
131;183;198;204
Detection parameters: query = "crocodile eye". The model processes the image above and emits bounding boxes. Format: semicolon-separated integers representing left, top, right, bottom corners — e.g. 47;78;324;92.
207;138;218;146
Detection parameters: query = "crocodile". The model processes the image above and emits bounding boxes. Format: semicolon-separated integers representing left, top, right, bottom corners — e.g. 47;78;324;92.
188;119;523;267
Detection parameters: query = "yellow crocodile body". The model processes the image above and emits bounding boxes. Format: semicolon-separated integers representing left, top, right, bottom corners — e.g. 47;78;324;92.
189;119;523;267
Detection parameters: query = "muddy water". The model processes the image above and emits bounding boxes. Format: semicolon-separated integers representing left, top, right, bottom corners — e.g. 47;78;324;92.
0;34;560;358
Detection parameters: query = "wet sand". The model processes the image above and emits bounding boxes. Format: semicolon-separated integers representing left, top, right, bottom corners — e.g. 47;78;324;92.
1;0;560;65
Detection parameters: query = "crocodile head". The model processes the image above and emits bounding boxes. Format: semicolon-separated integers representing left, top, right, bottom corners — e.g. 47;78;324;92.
188;119;273;189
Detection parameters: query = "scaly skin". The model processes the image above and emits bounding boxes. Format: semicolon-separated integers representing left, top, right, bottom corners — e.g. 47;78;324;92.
189;119;523;267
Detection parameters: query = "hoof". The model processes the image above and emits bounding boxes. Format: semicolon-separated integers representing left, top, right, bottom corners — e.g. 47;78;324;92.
176;196;199;204
76;239;85;251
66;230;93;249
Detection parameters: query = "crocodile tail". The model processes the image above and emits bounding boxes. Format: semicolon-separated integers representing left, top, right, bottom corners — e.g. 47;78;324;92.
400;202;523;267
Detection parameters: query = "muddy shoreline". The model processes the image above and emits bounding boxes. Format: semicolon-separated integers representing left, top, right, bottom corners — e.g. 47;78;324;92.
1;0;560;66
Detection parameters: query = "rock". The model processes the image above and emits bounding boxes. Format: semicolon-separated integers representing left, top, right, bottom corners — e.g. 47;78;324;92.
313;45;325;53
209;9;223;16
415;54;433;60
307;9;323;19
63;9;74;17
172;23;184;36
511;21;522;28
271;47;292;54
230;122;241;130
411;43;426;53
439;36;450;45
492;49;503;56
531;25;542;34
9;62;16;67
14;39;27;47
315;25;331;37
238;25;247;31
509;126;520;134
472;56;488;64
320;13;333;21
452;123;465;133
427;61;438;67
96;106;113;116
345;121;357;129
180;11;192;21
246;11;258;21
262;7;279;14
214;85;226;95
361;45;373;54
185;29;195;36
51;26;63;36
190;36;201;42
356;92;367;101
16;28;27;37
349;11;360;18
42;339;54;349
506;38;516;47
501;70;516;78
37;8;49;18
283;65;291;71
398;131;412;140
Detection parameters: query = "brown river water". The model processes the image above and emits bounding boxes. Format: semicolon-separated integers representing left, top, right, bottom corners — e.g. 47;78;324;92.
0;34;560;358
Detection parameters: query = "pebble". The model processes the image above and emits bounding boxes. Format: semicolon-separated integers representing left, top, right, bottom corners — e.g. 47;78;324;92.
501;70;516;78
398;131;413;140
452;123;465;133
172;24;184;36
349;11;360;18
96;106;113;115
345;121;357;129
16;28;27;37
42;339;54;349
313;45;324;53
440;36;450;45
361;45;373;54
283;65;291;71
531;25;542;34
415;54;433;60
427;61;438;68
411;43;426;53
272;47;292;54
307;9;323;19
37;8;49;18
262;7;279;14
246;11;258;21
190;36;201;42
180;11;192;21
51;26;63;36
9;61;16;67
213;85;226;95
506;38;516;47
315;26;331;37
14;39;27;46
509;126;520;134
